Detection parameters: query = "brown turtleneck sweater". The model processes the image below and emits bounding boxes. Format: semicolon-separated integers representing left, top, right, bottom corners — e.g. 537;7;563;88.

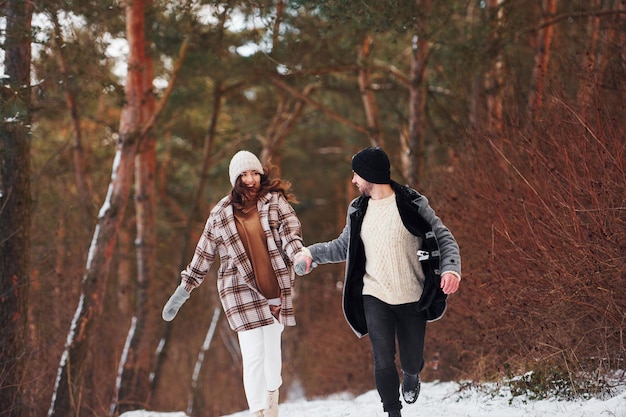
233;200;280;300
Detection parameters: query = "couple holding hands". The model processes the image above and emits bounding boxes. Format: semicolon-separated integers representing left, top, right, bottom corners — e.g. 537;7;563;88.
162;147;461;417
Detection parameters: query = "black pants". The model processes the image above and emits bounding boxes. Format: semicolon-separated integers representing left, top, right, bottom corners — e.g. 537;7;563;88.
363;295;427;412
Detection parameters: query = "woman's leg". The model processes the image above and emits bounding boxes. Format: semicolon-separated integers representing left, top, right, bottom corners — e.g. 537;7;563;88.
263;319;284;391
238;320;284;414
238;327;268;413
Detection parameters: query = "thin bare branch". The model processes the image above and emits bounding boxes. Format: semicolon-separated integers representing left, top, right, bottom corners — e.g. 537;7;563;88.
271;76;370;136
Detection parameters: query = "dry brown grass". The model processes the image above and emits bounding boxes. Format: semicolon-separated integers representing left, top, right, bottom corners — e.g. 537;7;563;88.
424;95;625;388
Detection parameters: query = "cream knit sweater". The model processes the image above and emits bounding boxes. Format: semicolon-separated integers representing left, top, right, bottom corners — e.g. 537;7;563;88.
361;194;425;305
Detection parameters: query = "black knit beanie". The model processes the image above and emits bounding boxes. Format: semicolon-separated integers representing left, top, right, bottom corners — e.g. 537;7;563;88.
351;147;391;184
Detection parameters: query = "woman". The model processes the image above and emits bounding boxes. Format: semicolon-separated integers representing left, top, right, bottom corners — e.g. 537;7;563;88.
162;150;305;417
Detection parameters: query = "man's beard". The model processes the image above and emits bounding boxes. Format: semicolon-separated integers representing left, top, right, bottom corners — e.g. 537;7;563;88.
358;182;372;196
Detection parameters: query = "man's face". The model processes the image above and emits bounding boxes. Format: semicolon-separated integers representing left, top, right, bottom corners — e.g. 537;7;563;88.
352;172;373;196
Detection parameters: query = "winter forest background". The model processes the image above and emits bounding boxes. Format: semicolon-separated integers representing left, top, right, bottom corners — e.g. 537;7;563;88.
1;0;624;416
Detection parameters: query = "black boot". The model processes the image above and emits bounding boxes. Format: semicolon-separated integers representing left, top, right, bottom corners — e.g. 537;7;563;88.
401;371;421;404
388;409;402;417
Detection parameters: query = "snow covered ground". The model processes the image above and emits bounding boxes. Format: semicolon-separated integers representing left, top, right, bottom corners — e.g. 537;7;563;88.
120;379;626;417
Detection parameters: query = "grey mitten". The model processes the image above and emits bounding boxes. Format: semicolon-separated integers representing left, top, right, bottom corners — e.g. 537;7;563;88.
294;261;308;276
294;259;317;276
162;285;190;321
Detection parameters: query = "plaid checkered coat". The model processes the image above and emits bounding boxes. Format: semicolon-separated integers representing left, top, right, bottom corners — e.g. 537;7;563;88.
181;191;304;332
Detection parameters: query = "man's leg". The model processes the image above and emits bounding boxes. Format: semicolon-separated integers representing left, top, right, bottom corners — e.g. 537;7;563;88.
363;295;402;414
396;304;426;403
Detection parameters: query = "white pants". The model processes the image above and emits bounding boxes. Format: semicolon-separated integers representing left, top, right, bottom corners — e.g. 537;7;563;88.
237;320;284;412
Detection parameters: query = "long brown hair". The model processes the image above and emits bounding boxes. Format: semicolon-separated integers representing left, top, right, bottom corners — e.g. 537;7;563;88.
231;161;299;208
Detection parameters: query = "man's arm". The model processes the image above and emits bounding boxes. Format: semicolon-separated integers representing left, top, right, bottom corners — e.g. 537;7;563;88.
294;221;351;275
415;193;462;294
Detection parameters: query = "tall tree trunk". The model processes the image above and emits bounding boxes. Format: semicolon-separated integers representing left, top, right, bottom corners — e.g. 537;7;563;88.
149;80;247;397
358;35;383;147
172;9;232;269
112;0;156;413
150;81;229;399
466;1;483;129
527;0;558;123
47;0;148;414
484;0;504;133
178;83;223;266
405;0;431;187
576;0;602;113
50;9;93;226
116;223;134;316
186;307;221;416
579;0;623;116
0;1;33;416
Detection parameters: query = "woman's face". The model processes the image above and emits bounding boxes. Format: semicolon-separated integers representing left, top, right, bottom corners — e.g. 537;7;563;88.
239;170;261;192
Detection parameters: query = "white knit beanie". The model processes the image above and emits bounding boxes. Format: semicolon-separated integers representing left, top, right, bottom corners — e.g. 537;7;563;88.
228;150;264;186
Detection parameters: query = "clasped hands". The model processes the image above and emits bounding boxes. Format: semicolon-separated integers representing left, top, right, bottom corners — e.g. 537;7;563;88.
293;251;314;276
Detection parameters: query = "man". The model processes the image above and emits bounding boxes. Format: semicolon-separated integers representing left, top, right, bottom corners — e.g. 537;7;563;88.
295;146;461;417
